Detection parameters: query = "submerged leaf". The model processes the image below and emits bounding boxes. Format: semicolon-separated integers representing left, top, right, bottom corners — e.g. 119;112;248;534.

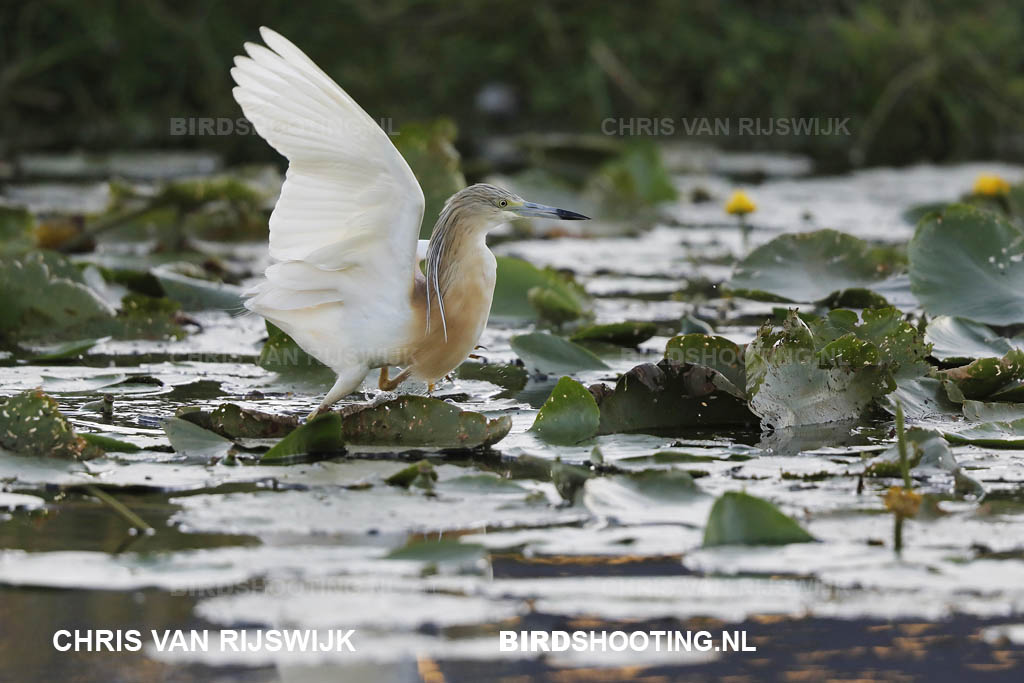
702;492;815;546
530;376;600;445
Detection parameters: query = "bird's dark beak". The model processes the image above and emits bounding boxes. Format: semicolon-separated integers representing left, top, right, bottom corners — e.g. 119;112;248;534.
514;201;590;220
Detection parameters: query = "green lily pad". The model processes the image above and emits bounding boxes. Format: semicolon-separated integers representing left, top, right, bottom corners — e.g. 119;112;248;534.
571;321;657;347
0;206;35;256
151;265;244;312
209;403;299;440
962;400;1024;422
28;337;108;361
510;332;608;375
393;119;467;239
909;204;1024;325
455;361;528;392
530;376;600;445
261;413;345;462
945;418;1024;448
163;417;234;461
492;257;590;321
594;359;756;435
865;428;956;475
80;433;141;453
384;459;437;489
882;377;962;419
0;390;100;460
926;316;1023;364
384;538;486;564
340;396;511;449
664;334;746;394
726;229;902;303
702;491;815;547
527;286;583;325
258;321;331;377
0;252;114;343
747;309;929;428
939;350;1024;400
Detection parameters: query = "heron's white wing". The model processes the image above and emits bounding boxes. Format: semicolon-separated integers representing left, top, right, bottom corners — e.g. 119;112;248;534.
231;27;424;318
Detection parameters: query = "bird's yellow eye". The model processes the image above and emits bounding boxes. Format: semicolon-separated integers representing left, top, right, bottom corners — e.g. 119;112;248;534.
498;200;507;208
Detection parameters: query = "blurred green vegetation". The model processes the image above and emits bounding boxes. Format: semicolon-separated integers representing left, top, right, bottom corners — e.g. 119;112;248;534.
3;0;1024;168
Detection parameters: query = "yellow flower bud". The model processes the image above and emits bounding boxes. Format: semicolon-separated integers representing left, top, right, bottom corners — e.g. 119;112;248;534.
972;174;1010;197
883;486;922;518
725;190;756;216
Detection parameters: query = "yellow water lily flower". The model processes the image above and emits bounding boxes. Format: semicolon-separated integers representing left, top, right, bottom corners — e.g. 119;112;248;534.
883;486;922;518
972;174;1010;197
725;190;756;216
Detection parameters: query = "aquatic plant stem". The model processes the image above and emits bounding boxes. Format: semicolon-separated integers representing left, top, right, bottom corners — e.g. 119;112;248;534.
84;484;154;534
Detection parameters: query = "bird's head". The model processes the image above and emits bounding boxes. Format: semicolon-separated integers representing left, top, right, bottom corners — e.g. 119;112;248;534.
443;183;589;230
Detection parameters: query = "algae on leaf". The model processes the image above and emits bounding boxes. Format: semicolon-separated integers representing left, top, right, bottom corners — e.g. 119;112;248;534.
0;390;101;459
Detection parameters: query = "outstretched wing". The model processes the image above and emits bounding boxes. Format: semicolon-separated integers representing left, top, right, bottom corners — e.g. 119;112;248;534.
231;27;424;323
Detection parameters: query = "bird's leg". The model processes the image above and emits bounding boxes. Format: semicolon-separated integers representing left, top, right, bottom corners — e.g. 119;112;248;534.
306;366;370;421
378;366;412;392
427;383;435;395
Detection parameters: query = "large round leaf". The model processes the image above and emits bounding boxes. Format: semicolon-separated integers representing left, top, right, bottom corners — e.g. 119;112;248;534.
726;229;900;303
909;205;1024;325
530;376;600;445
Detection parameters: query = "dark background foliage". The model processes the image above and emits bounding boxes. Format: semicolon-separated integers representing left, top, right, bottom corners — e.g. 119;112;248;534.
3;0;1024;169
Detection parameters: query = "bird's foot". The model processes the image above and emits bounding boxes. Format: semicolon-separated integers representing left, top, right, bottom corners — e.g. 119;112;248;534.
370;390;399;406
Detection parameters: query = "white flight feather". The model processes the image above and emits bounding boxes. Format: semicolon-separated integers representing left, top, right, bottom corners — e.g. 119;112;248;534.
230;27;425;374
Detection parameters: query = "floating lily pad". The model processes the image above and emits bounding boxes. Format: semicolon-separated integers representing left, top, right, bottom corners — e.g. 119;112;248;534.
261;413;344;462
163;417;234;461
926;316;1023;364
393;119;466;239
0;390;100;459
151;264;244;312
455;361;528;393
0;252;114;343
664;334;746;395
702;492;815;547
570;321;657;347
530;376;600;445
726;229;902;303
492;257;589;321
510;332;608;375
594;359;756;435
865;428;956;475
528;286;583;325
909;204;1024;325
384;538;486;564
945;418;1024;448
962;400;1024;422
340;396;511;449
258;321;331;376
384;459;437;489
882;377;962;419
747;309;929;428
28;337;108;361
939;350;1024;400
209;403;298;440
80;433;141;453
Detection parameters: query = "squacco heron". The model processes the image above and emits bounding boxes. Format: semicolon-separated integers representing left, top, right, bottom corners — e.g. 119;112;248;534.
231;28;588;419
